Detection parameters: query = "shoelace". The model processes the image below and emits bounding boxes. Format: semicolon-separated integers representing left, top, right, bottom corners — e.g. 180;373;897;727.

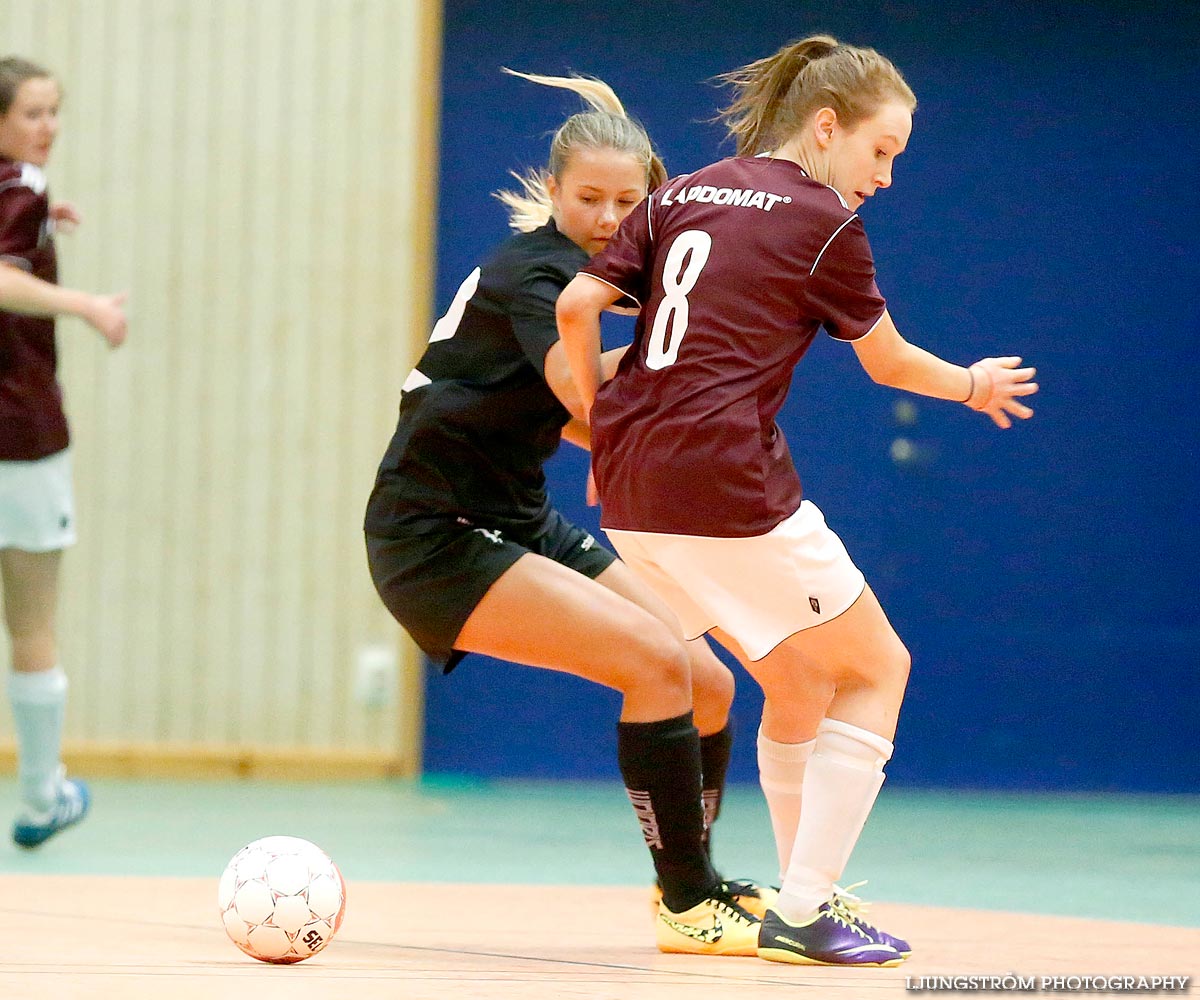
723;878;764;899
831;881;883;935
824;894;874;939
712;892;759;926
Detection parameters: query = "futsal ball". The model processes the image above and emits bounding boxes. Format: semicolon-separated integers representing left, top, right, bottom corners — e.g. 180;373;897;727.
218;835;347;964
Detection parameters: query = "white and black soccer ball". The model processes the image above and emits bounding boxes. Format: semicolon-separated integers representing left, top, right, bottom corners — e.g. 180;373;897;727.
218;835;347;963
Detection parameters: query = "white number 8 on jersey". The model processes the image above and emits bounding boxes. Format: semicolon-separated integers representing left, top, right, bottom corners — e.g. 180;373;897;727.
645;230;712;371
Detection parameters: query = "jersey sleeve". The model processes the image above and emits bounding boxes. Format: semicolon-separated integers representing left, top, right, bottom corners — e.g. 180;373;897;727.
578;196;654;306
0;181;44;270
803;215;887;342
508;262;571;376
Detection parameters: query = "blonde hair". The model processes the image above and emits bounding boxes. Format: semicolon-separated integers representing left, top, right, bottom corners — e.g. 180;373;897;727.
716;34;916;156
0;55;54;115
495;69;666;233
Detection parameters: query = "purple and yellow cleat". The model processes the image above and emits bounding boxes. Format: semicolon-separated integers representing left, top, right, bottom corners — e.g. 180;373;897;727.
833;882;912;957
758;896;905;967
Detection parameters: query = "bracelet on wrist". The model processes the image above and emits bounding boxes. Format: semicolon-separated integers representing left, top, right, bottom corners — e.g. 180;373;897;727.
965;363;995;410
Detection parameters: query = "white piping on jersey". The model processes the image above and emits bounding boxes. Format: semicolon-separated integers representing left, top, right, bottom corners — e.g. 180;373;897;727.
824;185;849;210
578;271;640;308
843;308;888;344
752;153;844;206
810;215;859;276
755;151;812;181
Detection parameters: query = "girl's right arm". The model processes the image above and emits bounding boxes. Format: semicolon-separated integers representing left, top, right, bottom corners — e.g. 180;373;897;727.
0;262;128;348
543;341;628;422
555;274;625;419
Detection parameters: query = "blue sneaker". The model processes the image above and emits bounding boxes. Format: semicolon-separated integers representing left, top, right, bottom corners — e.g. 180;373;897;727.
758;899;904;966
12;778;91;848
834;882;912;957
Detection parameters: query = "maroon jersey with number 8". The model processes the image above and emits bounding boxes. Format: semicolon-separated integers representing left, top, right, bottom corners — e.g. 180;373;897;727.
582;155;887;538
0;157;67;461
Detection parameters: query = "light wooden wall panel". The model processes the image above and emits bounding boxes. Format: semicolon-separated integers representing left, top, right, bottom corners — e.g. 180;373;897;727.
0;0;439;770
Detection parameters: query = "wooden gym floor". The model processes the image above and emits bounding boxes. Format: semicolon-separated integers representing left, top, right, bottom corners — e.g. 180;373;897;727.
1;778;1197;999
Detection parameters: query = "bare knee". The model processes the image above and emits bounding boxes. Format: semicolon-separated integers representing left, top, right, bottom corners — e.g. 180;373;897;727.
885;638;911;689
688;641;734;718
626;622;692;701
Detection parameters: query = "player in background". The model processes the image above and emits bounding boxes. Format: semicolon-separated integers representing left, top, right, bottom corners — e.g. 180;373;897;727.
0;56;128;848
364;70;763;955
557;35;1038;966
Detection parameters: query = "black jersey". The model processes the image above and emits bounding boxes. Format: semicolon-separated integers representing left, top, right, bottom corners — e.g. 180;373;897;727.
366;220;586;535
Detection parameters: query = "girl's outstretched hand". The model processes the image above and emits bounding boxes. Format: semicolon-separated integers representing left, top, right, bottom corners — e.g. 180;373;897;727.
82;292;128;349
49;201;82;234
966;356;1038;429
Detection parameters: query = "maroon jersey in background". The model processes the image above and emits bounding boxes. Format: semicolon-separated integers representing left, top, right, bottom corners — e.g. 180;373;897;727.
0;157;68;461
582;156;887;537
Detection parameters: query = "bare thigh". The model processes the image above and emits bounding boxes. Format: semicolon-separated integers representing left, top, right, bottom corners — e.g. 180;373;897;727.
713;585;910;742
593;560;735;735
709;626;834;743
454;552;692;723
0;547;62;672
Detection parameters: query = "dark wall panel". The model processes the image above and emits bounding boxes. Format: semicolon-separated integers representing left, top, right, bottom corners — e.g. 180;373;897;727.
421;0;1200;791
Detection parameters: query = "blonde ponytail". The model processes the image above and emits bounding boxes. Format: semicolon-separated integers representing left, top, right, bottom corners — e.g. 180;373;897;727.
716;35;915;156
495;69;665;232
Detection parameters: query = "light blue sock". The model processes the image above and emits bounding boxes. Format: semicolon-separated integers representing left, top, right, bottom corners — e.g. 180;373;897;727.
8;666;68;812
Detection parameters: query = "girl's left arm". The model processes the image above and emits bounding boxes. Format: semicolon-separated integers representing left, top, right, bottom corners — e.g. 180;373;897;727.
852;309;1038;429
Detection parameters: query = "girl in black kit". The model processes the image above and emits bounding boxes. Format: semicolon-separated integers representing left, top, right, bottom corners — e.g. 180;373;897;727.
365;71;762;955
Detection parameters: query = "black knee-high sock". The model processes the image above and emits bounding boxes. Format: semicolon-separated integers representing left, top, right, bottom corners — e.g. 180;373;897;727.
699;721;734;860
617;711;719;913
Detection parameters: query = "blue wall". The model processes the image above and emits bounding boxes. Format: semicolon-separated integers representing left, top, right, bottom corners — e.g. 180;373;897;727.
420;0;1200;791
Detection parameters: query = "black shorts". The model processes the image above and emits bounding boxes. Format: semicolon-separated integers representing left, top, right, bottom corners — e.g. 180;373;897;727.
365;507;616;673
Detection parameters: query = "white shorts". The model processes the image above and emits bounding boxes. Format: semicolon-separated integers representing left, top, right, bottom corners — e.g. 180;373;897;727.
606;500;866;661
0;448;77;552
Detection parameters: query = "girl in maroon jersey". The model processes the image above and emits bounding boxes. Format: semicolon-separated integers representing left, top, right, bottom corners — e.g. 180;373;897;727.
557;35;1037;966
0;56;127;848
366;70;763;954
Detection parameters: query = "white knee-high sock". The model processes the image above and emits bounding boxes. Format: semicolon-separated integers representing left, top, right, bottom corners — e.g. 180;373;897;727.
776;718;893;922
756;727;816;882
8;666;68;812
